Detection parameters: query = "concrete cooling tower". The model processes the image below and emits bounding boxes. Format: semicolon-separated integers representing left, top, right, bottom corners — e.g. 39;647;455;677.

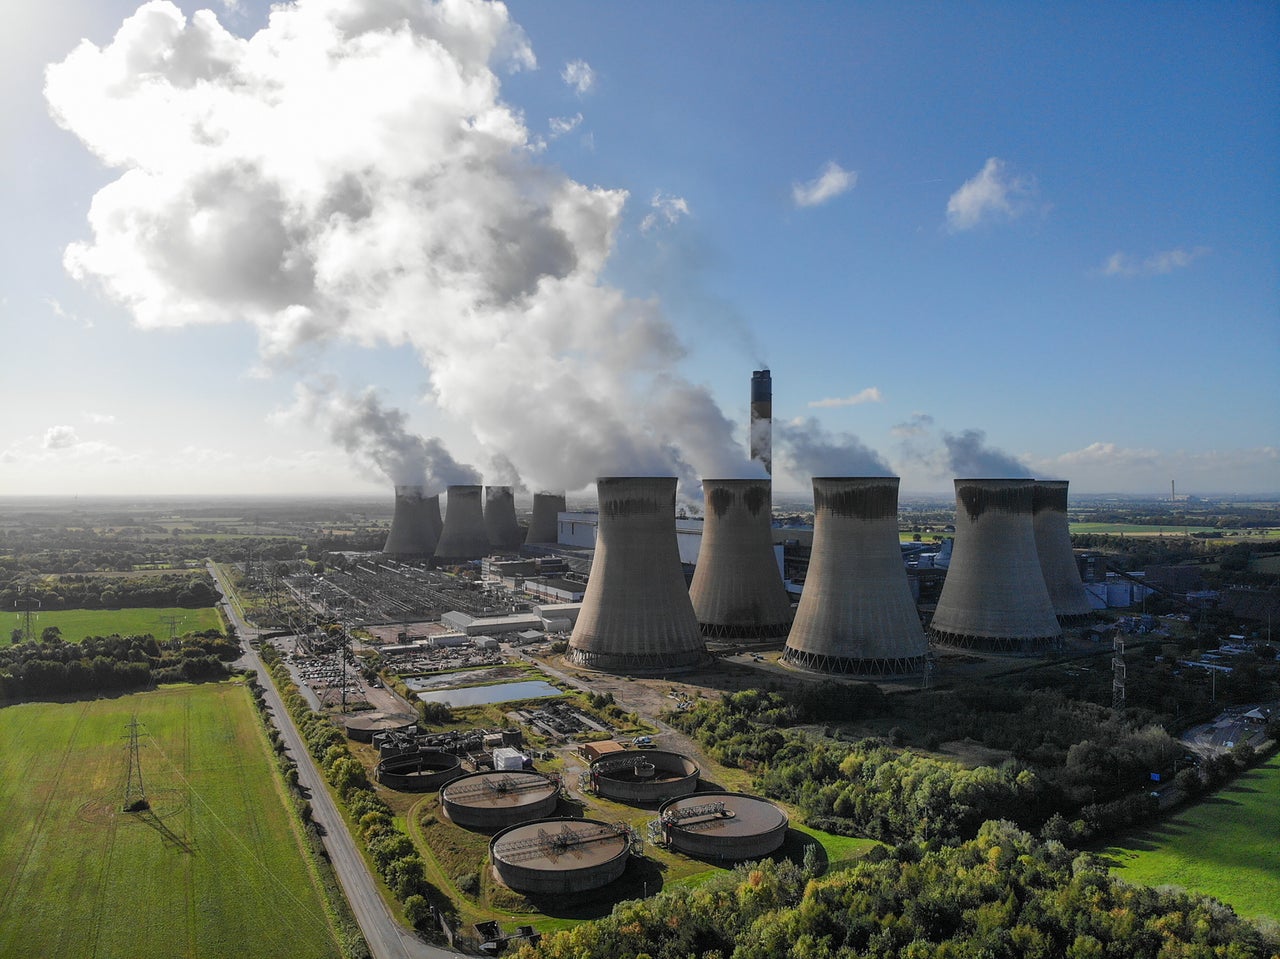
383;486;441;559
433;485;491;564
484;486;523;551
688;478;792;639
525;492;566;544
1033;480;1093;622
567;476;708;673
929;478;1062;652
782;477;927;675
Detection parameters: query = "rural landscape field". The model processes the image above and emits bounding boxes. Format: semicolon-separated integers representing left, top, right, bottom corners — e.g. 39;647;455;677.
1103;753;1280;920
4;606;223;646
0;683;343;959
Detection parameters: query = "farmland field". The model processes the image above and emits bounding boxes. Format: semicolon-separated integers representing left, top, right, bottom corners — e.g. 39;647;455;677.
1069;522;1280;539
1102;753;1280;920
4;606;223;645
0;684;342;959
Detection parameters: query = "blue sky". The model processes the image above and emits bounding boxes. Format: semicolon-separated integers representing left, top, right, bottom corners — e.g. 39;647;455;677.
1;0;1276;498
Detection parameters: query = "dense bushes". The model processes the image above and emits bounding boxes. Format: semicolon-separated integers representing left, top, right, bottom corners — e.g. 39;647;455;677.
0;631;236;698
1;572;220;611
519;822;1276;959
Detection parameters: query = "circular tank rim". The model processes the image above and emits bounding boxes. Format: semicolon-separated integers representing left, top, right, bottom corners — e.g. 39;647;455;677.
657;791;789;860
488;816;631;891
440;770;559;809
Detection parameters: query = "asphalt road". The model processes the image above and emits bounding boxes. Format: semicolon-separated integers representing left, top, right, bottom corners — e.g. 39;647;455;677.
208;563;461;959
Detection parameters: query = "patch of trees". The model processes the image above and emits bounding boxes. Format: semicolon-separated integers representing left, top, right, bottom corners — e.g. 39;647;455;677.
0;630;237;698
0;572;220;610
519;822;1276;959
669;686;1198;846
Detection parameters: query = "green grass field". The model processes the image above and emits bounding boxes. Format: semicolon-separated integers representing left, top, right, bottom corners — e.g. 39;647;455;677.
1069;522;1280;539
0;684;343;959
5;606;223;645
1102;753;1280;920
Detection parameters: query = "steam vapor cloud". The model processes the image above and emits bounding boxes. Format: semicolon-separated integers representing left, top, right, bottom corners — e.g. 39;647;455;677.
48;0;756;495
280;382;480;491
775;417;891;480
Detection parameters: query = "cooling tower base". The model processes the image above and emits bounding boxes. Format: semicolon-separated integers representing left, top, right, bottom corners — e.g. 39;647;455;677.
566;647;712;675
1056;611;1094;626
699;621;792;641
781;647;925;676
929;628;1057;654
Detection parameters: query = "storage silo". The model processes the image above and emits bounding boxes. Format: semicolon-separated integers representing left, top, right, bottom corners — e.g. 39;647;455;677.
525;492;566;545
484;486;523;551
929;478;1061;651
433;485;491;564
567;476;708;673
383;486;442;559
782;477;927;674
1033;480;1093;623
688;478;792;639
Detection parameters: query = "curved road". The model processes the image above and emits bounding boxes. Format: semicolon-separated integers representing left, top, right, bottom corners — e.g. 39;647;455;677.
208;563;462;959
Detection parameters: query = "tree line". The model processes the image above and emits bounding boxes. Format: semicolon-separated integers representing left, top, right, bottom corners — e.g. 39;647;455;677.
1;572;220;611
517;821;1276;959
0;631;238;699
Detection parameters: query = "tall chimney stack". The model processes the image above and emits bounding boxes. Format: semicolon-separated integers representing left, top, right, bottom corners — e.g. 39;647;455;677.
750;369;772;476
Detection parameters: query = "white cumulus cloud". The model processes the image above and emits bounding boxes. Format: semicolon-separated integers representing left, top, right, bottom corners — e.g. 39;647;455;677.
562;59;595;95
549;113;582;137
792;161;856;208
946;157;1037;231
639;191;690;233
1102;246;1210;277
43;425;81;450
808;387;883;408
46;0;755;496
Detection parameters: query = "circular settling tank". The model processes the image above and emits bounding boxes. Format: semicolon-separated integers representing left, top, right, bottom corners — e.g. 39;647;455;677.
375;750;462;791
343;711;417;743
589;749;699;806
489;817;630;895
441;771;560;831
658;792;788;861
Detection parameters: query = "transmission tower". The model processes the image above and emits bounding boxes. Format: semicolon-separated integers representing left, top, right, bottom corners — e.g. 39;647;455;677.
1112;633;1126;712
13;595;40;643
123;716;149;812
159;614;181;645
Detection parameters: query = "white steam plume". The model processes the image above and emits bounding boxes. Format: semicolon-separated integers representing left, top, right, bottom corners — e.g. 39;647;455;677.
278;381;480;490
48;0;749;493
775;416;891;480
943;429;1031;478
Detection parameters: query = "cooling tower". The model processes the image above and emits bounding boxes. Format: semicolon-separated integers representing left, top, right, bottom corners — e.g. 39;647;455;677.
567;477;709;673
929;479;1062;651
1032;480;1093;622
383;486;441;558
782;477;927;674
525;491;566;544
484;486;523;551
433;485;491;563
688;478;792;639
750;369;772;475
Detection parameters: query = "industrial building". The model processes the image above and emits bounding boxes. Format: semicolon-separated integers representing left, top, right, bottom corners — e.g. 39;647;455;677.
434;485;492;564
484;486;524;551
567;477;709;674
1032;480;1094;622
382;485;442;558
525;492;567;544
688;478;793;639
930;478;1062;652
783;477;928;675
